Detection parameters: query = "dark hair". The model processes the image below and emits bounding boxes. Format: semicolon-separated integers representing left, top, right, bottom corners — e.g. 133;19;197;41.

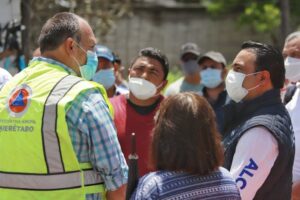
241;41;285;89
131;47;169;80
151;92;224;175
38;12;81;53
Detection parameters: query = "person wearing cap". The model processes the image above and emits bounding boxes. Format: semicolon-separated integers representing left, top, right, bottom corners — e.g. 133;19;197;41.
198;51;229;131
164;42;203;96
92;45;120;98
110;47;169;177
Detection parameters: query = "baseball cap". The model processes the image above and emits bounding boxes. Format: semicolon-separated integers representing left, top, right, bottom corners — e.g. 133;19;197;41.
198;51;227;67
95;45;114;62
180;42;200;58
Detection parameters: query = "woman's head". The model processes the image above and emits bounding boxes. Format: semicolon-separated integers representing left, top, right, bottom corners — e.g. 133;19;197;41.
151;92;223;175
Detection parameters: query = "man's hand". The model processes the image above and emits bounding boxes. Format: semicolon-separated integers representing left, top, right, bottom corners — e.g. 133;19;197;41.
106;184;127;200
292;181;300;200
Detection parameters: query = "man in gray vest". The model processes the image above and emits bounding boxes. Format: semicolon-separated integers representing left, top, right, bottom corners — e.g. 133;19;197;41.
223;41;294;199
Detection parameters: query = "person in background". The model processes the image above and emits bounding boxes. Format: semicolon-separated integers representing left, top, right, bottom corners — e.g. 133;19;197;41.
0;67;12;90
112;52;129;95
282;31;300;199
131;92;241;200
198;51;228;131
0;12;127;200
92;45;117;97
110;47;168;177
222;41;294;200
0;37;24;75
164;42;202;96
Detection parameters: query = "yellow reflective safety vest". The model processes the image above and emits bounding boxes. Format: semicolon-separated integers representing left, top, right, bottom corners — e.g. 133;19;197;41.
0;59;113;200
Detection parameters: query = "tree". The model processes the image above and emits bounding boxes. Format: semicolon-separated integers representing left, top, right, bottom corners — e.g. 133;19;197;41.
202;0;282;45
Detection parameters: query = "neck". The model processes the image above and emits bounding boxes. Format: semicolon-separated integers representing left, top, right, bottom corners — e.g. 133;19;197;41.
42;49;80;75
205;83;225;102
129;93;161;107
106;86;116;98
184;73;200;85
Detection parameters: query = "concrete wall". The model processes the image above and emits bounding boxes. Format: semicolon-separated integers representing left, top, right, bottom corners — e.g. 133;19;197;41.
99;7;274;70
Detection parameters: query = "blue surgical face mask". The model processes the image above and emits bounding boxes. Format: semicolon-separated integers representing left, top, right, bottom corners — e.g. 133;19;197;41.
181;60;199;75
200;68;223;88
72;43;98;80
93;68;116;89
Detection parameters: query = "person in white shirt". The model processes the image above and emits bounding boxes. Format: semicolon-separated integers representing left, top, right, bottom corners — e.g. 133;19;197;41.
282;31;300;199
0;67;12;90
222;41;294;200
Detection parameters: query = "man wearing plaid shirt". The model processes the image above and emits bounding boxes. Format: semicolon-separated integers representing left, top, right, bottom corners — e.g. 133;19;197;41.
0;12;127;200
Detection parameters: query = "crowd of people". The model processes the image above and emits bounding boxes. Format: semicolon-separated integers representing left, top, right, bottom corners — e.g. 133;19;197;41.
0;12;299;200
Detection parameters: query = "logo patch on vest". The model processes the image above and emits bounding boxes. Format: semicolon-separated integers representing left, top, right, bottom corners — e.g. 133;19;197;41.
7;84;32;117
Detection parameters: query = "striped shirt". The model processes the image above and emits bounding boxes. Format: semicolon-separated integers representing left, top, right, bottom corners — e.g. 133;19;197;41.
131;167;241;200
32;57;128;200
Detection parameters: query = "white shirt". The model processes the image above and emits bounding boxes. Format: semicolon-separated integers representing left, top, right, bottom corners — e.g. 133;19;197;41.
0;67;12;90
286;83;300;183
230;126;279;200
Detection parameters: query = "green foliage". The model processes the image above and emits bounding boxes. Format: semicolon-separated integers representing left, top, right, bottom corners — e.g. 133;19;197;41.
167;69;182;85
163;69;182;93
203;0;281;34
239;3;280;33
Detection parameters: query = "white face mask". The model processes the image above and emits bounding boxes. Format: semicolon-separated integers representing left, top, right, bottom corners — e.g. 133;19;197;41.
129;77;161;100
285;56;300;82
225;70;261;103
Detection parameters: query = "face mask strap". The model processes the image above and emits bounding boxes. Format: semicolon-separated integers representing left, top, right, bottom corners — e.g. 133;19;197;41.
73;41;87;54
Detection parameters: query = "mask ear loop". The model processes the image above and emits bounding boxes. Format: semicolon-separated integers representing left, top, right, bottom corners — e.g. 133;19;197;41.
245;71;263;91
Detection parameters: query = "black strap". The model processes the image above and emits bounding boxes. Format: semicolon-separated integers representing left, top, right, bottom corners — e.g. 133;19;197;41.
283;85;297;105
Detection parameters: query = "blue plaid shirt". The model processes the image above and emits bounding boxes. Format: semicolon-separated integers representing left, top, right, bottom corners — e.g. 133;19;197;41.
32;57;128;200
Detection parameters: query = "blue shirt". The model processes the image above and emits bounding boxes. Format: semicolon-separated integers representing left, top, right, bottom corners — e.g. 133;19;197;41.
131;167;241;200
32;57;128;200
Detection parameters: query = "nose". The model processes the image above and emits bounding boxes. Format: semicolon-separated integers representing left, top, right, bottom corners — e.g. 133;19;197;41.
140;70;149;80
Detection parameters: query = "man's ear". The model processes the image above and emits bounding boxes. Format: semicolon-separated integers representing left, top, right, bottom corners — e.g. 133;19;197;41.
64;37;75;56
222;67;228;80
260;70;270;85
158;80;168;92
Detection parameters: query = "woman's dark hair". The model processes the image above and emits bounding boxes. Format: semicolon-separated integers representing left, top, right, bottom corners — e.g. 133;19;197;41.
38;12;81;54
151;92;224;175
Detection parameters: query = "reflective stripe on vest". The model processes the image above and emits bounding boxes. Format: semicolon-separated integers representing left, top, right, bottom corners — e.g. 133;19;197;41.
0;170;103;190
42;75;82;173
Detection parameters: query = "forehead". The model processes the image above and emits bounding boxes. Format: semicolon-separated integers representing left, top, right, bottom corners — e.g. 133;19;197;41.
199;58;222;67
79;19;96;45
285;37;300;49
232;49;256;72
133;56;164;70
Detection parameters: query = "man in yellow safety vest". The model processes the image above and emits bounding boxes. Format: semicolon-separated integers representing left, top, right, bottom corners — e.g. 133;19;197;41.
0;12;128;200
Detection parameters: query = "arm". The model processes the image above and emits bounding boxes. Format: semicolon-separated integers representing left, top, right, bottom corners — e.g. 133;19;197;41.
230;126;278;200
292;181;300;200
67;89;128;199
106;184;127;200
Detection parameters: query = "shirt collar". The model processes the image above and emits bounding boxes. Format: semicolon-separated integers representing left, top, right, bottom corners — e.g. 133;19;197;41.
30;57;77;76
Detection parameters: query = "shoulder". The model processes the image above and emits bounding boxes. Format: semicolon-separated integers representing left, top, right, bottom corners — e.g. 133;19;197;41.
0;67;12;80
164;77;184;96
110;94;126;107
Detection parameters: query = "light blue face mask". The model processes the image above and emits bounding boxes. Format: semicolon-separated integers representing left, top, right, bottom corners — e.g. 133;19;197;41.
93;68;116;89
200;68;223;88
73;43;98;80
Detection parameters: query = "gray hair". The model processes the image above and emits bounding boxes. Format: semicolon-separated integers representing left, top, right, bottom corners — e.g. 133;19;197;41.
38;12;81;53
285;31;300;43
